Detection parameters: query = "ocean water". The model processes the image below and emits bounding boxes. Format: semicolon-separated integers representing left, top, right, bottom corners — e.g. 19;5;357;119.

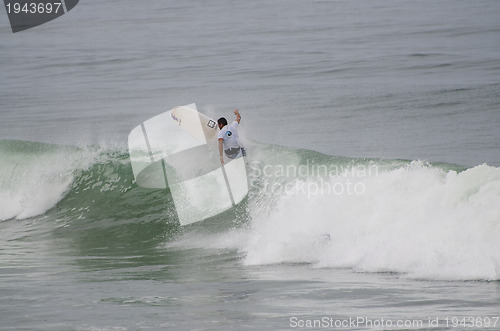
1;0;500;330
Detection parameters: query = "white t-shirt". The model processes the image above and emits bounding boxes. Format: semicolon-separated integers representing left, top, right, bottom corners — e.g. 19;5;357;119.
217;121;240;150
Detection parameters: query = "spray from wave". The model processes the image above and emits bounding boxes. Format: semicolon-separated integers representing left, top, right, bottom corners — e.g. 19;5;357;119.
173;145;500;281
241;157;500;281
0;140;94;220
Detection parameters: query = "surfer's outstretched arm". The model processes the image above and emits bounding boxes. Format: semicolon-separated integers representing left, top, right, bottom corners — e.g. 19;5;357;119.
234;109;241;123
218;138;224;165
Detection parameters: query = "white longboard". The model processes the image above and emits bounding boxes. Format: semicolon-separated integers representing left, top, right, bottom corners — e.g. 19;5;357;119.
128;103;248;226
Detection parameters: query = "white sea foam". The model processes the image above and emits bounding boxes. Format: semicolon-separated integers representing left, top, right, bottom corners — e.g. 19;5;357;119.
239;161;500;280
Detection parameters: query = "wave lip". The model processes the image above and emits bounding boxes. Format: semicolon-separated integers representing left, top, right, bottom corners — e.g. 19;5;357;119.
0;140;98;221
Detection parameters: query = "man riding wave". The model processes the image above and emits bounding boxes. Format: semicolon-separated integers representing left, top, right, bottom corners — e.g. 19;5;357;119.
217;109;246;165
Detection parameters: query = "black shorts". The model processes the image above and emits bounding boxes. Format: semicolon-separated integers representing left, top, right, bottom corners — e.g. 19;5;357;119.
225;147;246;159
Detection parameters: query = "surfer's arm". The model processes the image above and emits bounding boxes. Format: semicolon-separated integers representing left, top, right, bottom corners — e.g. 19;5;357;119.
234;109;241;123
218;138;224;165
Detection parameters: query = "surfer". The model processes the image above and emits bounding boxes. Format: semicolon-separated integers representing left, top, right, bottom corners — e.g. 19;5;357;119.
218;109;246;165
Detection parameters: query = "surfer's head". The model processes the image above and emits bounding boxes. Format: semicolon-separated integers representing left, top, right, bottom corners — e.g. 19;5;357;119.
217;117;228;129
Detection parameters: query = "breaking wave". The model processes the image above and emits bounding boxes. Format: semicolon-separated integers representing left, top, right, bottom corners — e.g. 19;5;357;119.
1;139;499;280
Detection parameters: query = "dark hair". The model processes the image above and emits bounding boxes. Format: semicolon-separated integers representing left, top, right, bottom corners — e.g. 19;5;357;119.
217;117;228;127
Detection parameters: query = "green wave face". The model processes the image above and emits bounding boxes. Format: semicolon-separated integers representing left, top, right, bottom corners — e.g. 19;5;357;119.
0;138;466;225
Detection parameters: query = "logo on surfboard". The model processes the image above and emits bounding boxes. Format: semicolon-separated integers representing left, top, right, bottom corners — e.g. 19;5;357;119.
171;113;182;126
